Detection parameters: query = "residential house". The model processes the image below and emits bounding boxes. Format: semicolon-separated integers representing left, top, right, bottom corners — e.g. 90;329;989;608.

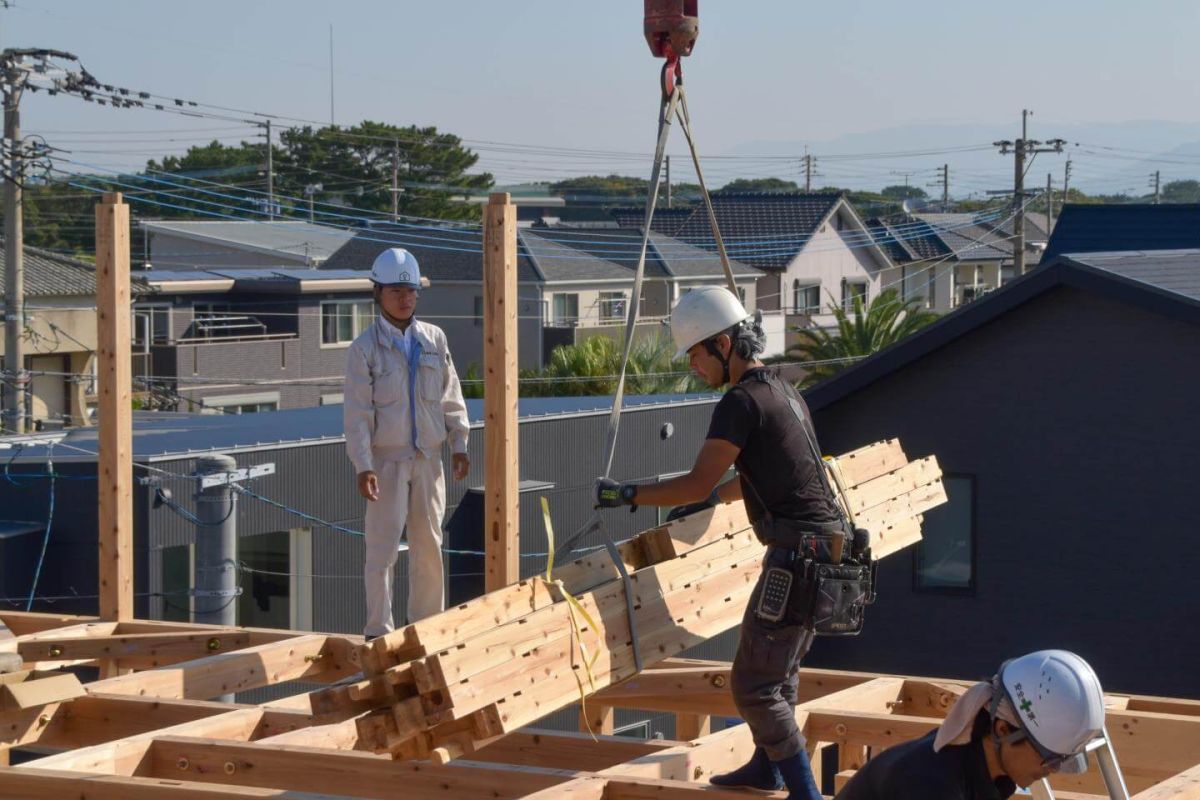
0;243;149;429
320;222;763;369
140;220;357;270
613;192;897;338
799;249;1200;697
1042;203;1200;263
133;267;378;413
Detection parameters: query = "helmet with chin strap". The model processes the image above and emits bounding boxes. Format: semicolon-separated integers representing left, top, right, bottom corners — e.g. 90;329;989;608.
670;287;762;384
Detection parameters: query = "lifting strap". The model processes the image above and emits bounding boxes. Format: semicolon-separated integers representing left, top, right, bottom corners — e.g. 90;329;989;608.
553;69;738;683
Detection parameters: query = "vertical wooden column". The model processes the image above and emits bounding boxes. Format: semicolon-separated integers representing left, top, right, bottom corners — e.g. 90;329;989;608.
580;704;615;736
96;192;133;621
483;192;519;592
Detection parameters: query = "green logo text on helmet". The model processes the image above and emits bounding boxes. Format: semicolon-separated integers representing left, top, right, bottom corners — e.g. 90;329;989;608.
371;248;422;288
670;287;750;359
999;649;1106;774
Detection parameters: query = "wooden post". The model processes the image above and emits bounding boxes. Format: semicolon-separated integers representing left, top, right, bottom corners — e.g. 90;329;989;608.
581;704;615;736
483;192;519;592
96;192;133;621
674;713;711;741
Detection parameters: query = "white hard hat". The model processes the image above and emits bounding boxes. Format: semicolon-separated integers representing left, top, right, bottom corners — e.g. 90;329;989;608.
371;248;422;287
999;650;1106;773
670;287;750;359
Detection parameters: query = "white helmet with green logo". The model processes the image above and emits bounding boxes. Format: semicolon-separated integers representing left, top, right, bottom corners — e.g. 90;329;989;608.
998;649;1106;773
670;286;750;359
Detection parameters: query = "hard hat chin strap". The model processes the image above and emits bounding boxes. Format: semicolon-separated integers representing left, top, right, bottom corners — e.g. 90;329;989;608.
702;336;731;386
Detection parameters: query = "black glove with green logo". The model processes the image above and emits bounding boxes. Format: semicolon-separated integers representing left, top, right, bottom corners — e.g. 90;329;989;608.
595;477;638;511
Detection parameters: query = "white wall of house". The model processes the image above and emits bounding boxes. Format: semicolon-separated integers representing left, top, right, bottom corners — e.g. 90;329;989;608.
782;208;890;327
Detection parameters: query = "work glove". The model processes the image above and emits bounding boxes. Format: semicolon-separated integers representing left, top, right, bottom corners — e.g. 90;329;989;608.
595;477;638;511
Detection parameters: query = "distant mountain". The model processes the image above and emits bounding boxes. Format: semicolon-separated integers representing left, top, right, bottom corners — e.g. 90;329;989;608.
724;120;1200;197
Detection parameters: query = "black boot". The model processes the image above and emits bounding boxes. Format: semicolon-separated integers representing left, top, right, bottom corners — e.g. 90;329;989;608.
709;746;783;790
774;751;822;800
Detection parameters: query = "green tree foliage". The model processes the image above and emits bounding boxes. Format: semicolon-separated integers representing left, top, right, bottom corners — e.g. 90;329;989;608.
719;177;799;193
1162;179;1200;203
460;333;704;398
880;184;928;200
786;289;939;387
549;175;650;202
140;121;492;221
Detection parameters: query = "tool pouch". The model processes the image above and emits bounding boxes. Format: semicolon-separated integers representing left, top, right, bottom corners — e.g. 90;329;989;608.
808;562;874;636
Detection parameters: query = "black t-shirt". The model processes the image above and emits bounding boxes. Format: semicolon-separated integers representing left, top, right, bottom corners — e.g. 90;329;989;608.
705;366;841;526
834;731;1017;800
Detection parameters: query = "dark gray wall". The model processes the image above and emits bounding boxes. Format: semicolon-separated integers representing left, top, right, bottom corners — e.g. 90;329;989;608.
806;284;1200;697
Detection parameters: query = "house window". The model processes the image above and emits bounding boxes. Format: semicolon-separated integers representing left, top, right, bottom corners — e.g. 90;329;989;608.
473;296;484;327
614;719;653;739
915;475;975;592
552;293;579;326
320;299;374;345
202;391;280;415
599;292;627;323
792;281;821;314
132;304;171;347
841;280;868;312
192;302;231;322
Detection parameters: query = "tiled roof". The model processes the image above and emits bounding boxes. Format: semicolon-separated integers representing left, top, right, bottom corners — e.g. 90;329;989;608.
1042;204;1200;263
914;214;1011;261
320;223;542;282
0;242;150;298
613;193;844;270
864;217;920;263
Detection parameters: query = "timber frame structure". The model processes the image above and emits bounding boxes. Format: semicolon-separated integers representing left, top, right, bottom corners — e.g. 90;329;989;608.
1;193;1197;798
1;613;1200;798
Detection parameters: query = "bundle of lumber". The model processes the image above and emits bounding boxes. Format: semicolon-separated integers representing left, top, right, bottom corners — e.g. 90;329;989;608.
312;438;945;764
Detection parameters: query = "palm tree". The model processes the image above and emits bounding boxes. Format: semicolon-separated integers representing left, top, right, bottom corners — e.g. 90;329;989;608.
787;289;939;387
531;331;704;397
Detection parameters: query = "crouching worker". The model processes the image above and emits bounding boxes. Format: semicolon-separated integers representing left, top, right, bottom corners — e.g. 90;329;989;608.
836;649;1110;799
344;248;470;638
596;287;855;800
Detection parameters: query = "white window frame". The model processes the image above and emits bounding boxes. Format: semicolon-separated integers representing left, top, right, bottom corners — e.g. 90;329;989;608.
792;281;821;315
552;293;579;327
319;299;375;348
201;391;280;415
599;291;627;324
841;280;868;312
319;393;344;406
132;303;172;350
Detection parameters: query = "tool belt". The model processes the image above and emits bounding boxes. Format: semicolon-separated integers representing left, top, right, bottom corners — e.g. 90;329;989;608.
752;515;852;562
755;544;877;637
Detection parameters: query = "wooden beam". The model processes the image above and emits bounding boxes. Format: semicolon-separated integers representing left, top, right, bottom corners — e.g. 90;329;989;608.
84;634;356;701
483;190;519;593
143;737;572;799
95;191;133;622
1130;763;1200;799
580;704;615;736
467;729;675;772
0;611;100;637
0;767;335;798
19;631;255;670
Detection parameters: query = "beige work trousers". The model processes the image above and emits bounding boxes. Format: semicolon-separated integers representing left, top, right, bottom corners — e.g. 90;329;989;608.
363;454;446;636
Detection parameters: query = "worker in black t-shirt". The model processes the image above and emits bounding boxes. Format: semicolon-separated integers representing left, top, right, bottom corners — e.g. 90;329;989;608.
835;650;1111;800
596;287;843;800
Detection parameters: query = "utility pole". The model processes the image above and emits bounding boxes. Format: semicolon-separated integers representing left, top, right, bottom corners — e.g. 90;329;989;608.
930;164;950;210
390;139;400;222
994;110;1064;276
1063;159;1072;207
328;24;335;126
2;60;24;433
304;183;321;222
194;454;239;645
803;152;815;192
264;120;274;220
664;154;671;208
1152;170;1161;204
1046;173;1054;230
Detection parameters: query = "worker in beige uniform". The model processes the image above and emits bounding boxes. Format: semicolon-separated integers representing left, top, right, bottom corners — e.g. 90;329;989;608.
344;248;470;637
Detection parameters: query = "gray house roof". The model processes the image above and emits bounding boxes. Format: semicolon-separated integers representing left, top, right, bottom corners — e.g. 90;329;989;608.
141;220;357;264
1049;249;1200;303
613;193;845;270
321;222;761;286
0;242;150;298
913;214;1012;261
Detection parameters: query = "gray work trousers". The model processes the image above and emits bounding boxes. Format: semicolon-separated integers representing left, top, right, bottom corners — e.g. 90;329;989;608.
730;546;816;762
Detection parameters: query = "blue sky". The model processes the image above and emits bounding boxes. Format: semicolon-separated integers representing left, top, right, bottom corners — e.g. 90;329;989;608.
8;1;1200;194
